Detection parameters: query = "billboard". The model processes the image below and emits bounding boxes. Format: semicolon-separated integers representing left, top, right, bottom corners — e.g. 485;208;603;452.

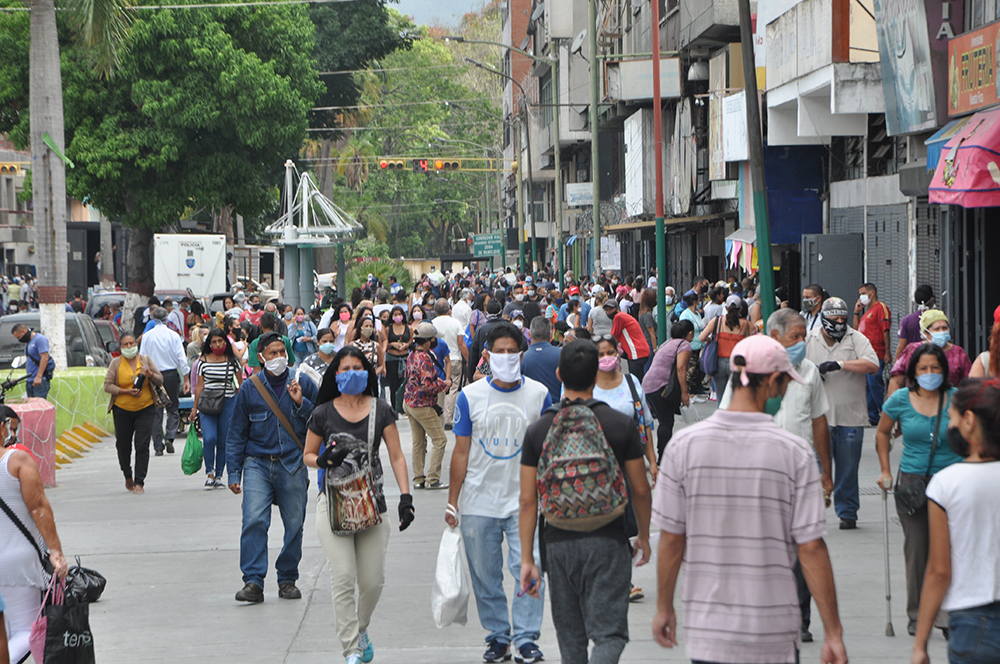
948;21;1000;116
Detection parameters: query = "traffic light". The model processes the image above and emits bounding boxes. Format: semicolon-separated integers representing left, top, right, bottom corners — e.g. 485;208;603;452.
412;159;428;173
0;164;23;175
379;159;405;170
434;159;461;171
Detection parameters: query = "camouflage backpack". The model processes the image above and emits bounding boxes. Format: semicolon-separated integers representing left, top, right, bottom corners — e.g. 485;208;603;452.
536;400;628;532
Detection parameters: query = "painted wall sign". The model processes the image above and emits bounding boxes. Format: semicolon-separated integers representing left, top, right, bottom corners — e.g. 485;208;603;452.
948;20;1000;115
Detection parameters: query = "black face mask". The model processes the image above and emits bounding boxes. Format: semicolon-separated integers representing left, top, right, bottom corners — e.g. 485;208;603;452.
251;303;261;311
17;331;30;344
947;427;970;458
821;316;847;341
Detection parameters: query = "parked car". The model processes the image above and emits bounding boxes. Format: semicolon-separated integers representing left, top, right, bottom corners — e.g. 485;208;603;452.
0;313;113;369
93;319;123;357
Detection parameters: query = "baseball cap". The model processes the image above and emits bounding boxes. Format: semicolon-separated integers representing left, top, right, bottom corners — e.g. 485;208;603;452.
725;294;742;308
729;335;805;386
994;304;1000;324
602;299;618;310
567;285;581;296
413;321;438;341
821;297;849;318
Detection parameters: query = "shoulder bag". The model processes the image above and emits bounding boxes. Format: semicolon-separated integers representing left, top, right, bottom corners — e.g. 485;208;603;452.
198;359;235;415
0;490;55;575
623;372;652;451
323;397;383;535
700;314;724;376
659;339;683;402
894;389;944;516
249;373;304;451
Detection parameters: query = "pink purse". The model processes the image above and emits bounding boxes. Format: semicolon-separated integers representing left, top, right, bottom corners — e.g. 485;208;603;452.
30;575;62;662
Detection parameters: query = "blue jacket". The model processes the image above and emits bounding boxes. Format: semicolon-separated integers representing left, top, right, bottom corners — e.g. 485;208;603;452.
226;370;318;484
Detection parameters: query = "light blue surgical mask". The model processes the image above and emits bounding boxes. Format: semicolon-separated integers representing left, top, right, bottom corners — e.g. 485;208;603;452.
335;369;369;395
930;331;950;348
916;373;944;391
786;341;806;366
319;342;336;355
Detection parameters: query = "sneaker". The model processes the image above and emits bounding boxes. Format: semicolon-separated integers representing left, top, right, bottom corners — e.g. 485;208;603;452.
483;640;511;663
235;582;263;603
414;480;426;490
444;423;453;431
426;480;449;490
165;440;175;454
154;449;164;457
346;654;362;664
839;519;857;530
359;631;374;663
907;619;917;636
204;476;215;489
278;582;301;599
514;642;543;664
800;629;813;643
213;477;225;488
629;585;644;602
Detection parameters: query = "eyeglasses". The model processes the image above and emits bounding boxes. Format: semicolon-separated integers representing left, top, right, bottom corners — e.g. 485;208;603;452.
593;334;616;343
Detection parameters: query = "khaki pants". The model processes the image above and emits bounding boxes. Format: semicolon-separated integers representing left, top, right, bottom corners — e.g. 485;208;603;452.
316;493;391;658
442;358;464;426
404;403;448;483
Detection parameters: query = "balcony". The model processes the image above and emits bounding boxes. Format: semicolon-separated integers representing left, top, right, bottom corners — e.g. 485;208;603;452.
679;0;742;50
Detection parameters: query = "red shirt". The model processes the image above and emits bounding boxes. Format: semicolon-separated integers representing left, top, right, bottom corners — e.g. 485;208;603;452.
239;310;264;327
612;313;651;360
858;301;891;358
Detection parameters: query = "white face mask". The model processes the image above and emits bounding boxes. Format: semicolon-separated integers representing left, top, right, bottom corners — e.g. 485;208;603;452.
489;352;522;383
860;294;871;306
263;356;288;376
513;319;524;329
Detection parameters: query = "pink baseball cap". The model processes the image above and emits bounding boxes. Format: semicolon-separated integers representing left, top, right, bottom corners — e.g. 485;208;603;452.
729;335;805;386
994;304;1000;324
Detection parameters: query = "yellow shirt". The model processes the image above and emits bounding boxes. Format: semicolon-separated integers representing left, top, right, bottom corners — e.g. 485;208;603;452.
115;357;154;412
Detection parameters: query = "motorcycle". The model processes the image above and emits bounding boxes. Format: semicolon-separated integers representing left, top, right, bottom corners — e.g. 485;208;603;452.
1;356;29;447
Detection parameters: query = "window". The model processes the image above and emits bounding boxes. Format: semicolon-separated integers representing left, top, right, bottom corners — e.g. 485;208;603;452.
971;0;998;29
503;51;512;83
830;135;864;181
540;72;553;127
532;184;548;223
867;114;907;177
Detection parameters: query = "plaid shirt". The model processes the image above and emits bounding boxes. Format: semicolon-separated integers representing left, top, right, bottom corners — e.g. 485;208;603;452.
404;349;447;408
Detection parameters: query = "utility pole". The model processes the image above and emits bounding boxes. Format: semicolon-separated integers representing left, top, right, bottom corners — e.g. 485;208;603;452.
738;0;775;321
551;37;564;284
589;0;601;279
651;0;667;344
516;118;525;272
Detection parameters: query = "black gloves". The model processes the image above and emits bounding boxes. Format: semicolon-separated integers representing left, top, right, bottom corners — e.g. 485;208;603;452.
818;361;842;375
318;444;349;469
398;494;415;531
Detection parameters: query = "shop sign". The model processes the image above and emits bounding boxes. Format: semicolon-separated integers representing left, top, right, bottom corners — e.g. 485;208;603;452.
948;21;1000;115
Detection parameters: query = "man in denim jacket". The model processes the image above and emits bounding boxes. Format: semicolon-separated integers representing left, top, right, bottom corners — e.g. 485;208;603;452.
226;332;318;603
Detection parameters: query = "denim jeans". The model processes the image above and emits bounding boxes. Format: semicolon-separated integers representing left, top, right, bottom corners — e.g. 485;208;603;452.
948;602;1000;664
829;426;864;521
460;514;545;649
866;359;886;425
239;456;308;588
200;395;236;479
26;376;50;399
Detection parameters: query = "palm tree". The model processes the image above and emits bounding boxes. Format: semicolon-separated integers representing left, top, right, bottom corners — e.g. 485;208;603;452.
30;0;130;368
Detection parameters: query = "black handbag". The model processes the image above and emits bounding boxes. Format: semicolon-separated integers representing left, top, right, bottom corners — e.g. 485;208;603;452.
198;360;234;415
894;389;944;517
0;491;56;575
66;557;107;604
659;339;683;404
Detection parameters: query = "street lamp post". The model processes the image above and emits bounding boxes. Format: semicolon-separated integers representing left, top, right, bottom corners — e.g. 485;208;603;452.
589;0;601;280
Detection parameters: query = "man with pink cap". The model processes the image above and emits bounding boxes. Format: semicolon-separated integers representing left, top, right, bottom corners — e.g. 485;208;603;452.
652;335;848;664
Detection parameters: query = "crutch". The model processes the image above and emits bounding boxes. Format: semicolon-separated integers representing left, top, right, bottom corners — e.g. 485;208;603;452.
882;486;895;636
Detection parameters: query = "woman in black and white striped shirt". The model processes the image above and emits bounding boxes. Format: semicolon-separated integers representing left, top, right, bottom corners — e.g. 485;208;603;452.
193;328;243;488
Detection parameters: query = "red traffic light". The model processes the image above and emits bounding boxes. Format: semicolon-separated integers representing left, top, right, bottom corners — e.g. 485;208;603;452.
434;159;461;171
379;159;405;170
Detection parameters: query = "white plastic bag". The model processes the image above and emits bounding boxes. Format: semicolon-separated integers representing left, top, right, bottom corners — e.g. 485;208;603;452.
680;404;701;425
431;526;470;628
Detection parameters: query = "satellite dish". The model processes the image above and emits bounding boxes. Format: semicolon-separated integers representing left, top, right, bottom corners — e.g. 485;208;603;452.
531;4;545;21
571;29;587;55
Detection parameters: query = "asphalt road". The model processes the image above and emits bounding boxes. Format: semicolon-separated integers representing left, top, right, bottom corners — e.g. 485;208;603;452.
41;400;949;664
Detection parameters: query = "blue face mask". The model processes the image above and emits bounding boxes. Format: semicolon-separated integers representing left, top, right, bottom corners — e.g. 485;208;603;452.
786;341;806;366
916;373;944;391
930;331;951;348
335;369;369;395
319;342;336;355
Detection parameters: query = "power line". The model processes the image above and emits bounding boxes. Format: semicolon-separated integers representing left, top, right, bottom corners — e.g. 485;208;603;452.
318;64;465;76
1;0;354;11
312;98;497;111
306;120;498;132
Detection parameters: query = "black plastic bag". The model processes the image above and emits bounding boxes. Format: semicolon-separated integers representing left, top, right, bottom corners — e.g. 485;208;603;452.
66;557;107;604
43;593;95;664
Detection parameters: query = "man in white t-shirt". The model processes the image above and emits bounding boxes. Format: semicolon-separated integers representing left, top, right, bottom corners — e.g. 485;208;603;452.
452;288;474;330
433;298;468;428
446;322;552;664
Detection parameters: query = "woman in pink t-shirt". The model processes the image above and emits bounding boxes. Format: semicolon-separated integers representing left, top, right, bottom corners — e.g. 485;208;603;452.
888;310;971;398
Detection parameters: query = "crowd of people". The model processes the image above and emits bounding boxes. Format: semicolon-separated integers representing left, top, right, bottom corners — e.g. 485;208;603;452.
2;263;1000;664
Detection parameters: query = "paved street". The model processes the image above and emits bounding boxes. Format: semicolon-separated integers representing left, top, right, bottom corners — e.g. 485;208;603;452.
43;401;949;664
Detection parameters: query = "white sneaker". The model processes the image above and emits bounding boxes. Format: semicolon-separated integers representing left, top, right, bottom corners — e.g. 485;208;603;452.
204;476;215;489
346;654;362;664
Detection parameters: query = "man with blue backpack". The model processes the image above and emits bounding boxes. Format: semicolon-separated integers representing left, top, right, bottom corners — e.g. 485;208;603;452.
518;339;652;664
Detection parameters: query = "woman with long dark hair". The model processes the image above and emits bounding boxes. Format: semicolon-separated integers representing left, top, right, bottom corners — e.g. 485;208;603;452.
305;347;412;664
193;328;244;488
349;309;384;378
469;292;491;337
382;305;411;413
698;294;751;403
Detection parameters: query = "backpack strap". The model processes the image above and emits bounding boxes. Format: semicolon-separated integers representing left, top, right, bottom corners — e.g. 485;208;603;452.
249;373;304;451
622;373;644;425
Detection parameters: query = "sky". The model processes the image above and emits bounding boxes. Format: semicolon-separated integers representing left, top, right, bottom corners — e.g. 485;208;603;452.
396;0;477;28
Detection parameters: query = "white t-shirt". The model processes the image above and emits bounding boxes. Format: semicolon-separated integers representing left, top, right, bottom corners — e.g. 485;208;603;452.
433;315;464;362
926;461;1000;612
453;299;473;330
453;377;552;518
718;358;829;443
565;372;653;427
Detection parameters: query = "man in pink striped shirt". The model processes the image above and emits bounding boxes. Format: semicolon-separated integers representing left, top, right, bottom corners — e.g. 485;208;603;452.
652;335;847;664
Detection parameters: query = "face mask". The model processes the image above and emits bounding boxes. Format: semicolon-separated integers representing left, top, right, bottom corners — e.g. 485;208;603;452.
930;331;951;348
786;340;806;366
121;346;138;359
917;303;930;312
16;332;30;344
489;352;521;383
664;296;674;306
361;327;374;338
527;290;535;298
803;297;817;309
339;312;351;323
296;315;304;323
320;342;336;355
412;310;423;320
860;294;871;306
393;315;404;324
284;312;293;320
598;355;619;372
916;372;944;391
211;346;226;356
335;369;369;395
821;317;847;341
515;293;525;302
946;427;970;457
251;303;261;311
263;356;288;375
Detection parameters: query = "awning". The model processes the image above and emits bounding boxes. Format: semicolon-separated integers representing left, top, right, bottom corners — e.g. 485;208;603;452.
603;212;735;233
925;117;972;172
724;228;757;244
566;235;578;246
929;108;1000;208
725;228;758;272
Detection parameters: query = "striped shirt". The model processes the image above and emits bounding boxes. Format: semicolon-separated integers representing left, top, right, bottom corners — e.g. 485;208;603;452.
652;409;826;664
197;359;239;398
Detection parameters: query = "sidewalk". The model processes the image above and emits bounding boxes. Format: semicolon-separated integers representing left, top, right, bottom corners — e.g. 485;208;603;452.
44;401;948;663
